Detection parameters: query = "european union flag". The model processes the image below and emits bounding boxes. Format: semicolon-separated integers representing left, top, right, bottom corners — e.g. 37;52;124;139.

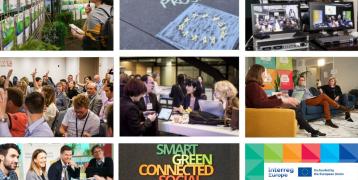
298;167;312;177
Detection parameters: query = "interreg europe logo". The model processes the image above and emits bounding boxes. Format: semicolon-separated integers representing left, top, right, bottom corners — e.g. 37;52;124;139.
268;168;295;178
298;167;312;177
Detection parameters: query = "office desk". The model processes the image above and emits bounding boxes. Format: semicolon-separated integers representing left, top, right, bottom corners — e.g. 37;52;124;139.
159;120;239;136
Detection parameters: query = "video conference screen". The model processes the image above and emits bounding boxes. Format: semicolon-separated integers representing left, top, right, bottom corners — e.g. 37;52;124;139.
310;2;354;31
251;4;301;34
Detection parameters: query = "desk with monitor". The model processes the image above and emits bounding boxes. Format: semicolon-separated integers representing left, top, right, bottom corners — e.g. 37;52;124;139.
246;1;358;51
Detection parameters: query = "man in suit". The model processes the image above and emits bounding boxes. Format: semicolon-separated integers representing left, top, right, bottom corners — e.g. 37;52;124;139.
138;75;161;136
48;145;80;180
85;145;113;179
86;82;103;116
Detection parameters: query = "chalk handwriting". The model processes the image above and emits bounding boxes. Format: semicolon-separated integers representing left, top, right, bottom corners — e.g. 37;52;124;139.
160;0;200;9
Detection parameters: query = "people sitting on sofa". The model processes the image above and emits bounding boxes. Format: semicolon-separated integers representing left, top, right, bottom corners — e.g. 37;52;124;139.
245;64;326;137
295;76;352;128
319;77;354;125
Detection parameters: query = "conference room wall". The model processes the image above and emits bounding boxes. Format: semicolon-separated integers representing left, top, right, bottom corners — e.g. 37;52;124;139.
0;57;113;84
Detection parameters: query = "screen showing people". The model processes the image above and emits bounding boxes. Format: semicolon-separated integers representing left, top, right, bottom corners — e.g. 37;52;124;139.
310;2;354;30
252;4;301;34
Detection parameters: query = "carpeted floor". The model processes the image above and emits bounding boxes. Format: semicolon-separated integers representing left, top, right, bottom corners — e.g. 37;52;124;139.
297;111;358;138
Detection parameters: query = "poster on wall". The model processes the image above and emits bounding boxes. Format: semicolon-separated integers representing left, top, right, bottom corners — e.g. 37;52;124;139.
119;144;240;180
0;0;4;14
9;0;17;10
16;13;24;45
277;70;294;90
276;57;293;70
247;144;358;180
256;57;276;69
31;7;35;33
2;17;15;50
263;69;277;91
25;9;30;40
20;0;26;8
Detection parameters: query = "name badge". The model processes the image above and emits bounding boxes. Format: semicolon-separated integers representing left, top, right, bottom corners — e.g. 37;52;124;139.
147;103;153;110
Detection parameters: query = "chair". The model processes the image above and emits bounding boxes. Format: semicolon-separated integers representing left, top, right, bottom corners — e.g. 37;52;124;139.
246;108;297;137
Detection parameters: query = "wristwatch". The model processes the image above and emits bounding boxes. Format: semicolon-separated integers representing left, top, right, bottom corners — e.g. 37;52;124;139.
0;117;8;123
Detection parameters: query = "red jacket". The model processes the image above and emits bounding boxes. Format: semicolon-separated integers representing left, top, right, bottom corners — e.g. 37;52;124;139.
8;112;28;137
246;81;283;108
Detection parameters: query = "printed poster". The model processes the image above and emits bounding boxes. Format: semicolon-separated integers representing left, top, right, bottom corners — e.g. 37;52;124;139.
9;0;17;10
263;69;277;90
25;9;30;40
276;57;293;70
119;144;239;180
16;13;24;45
0;0;4;14
277;70;294;90
2;17;15;50
256;57;276;69
247;144;358;180
20;0;26;7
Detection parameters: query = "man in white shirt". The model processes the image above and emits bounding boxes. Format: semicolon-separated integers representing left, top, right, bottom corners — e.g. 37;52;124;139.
60;94;100;137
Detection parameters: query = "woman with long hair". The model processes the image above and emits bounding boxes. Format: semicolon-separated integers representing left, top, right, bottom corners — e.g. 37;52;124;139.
26;149;48;180
214;80;239;120
245;64;326;137
42;85;58;128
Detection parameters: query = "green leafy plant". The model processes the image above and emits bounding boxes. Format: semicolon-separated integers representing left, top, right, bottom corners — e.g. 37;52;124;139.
12;39;60;50
55;11;74;25
293;70;310;87
42;21;68;49
274;74;281;92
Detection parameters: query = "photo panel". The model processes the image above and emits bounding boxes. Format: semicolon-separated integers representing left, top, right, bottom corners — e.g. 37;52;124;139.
120;57;239;136
0;143;113;179
119;143;239;180
246;57;358;138
120;0;239;50
0;57;114;137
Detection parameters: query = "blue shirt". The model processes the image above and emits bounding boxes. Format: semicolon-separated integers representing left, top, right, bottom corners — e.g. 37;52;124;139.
24;117;54;137
0;117;54;137
0;169;18;180
295;86;315;100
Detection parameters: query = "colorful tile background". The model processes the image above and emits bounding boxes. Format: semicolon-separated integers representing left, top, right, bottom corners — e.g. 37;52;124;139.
246;144;358;180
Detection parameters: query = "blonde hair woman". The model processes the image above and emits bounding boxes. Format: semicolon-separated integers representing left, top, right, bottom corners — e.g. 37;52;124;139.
26;149;48;180
214;80;239;125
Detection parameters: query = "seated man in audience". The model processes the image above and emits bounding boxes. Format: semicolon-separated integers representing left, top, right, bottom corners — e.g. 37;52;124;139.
85;145;113;179
94;74;103;92
138;75;161;136
99;83;113;121
60;94;100;137
48;145;80;180
42;71;55;87
86;83;103;116
0;90;54;137
296;76;352;128
6;87;28;137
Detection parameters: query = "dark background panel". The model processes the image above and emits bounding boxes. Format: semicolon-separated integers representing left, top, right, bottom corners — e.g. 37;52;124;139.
118;144;240;180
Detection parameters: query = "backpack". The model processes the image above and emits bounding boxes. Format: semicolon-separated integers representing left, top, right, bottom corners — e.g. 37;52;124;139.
99;6;113;50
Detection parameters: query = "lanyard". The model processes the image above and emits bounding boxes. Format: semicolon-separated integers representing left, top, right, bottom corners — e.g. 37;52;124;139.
76;112;90;137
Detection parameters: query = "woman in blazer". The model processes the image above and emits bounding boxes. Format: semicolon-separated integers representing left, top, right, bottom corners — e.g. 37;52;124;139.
26;149;48;180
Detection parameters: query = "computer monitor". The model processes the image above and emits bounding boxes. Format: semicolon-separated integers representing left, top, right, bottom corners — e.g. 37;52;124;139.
309;2;354;31
251;3;301;35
